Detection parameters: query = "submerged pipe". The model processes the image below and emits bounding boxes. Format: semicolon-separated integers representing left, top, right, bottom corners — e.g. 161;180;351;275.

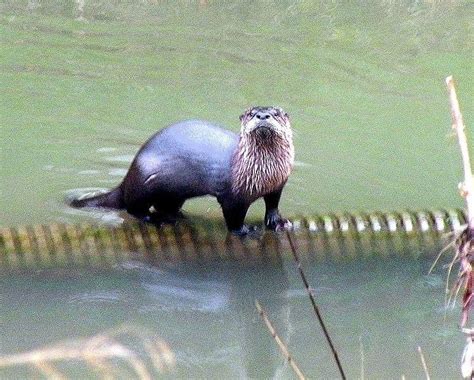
0;209;466;270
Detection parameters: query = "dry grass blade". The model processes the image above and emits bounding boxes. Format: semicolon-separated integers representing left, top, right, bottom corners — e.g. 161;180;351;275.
103;324;176;371
0;325;175;379
33;361;66;380
286;231;346;380
83;334;120;379
428;239;456;274
445;248;461;307
255;299;306;380
89;335;152;380
417;346;431;380
123;354;152;380
0;342;131;366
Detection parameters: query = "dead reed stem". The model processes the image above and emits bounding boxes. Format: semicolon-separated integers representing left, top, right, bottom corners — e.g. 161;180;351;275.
286;231;346;380
445;75;474;327
417;346;431;380
446;76;474;229
255;300;306;380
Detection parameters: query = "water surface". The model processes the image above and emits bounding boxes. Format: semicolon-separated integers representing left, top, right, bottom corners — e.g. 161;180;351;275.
0;255;461;378
0;1;472;378
1;0;472;227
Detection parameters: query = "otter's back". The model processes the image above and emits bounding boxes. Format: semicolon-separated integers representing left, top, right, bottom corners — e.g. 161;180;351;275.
123;120;239;198
141;120;238;162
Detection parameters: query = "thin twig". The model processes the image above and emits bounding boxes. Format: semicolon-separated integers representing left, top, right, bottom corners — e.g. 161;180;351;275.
255;300;306;380
445;248;460;306
286;231;346;380
417;346;431;380
428;239;456;274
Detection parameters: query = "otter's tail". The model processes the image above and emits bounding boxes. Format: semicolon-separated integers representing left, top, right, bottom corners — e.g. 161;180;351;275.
70;187;124;209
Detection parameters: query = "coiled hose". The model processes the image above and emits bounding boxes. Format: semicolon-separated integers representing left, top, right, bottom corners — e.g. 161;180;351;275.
0;209;466;270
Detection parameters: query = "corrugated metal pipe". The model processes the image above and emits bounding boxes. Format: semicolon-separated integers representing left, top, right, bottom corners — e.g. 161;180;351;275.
0;209;465;270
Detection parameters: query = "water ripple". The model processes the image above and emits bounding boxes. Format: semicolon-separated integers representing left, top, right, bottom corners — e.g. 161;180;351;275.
68;290;123;305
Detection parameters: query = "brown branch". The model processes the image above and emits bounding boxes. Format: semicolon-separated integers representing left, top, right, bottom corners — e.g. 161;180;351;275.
255;300;306;380
286;231;346;380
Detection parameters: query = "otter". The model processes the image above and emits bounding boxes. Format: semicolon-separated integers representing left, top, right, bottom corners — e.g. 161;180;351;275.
71;106;294;234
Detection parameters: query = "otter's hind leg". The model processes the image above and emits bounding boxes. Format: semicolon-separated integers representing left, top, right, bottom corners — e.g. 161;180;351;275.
153;197;185;214
150;197;186;224
123;189;154;221
126;203;153;221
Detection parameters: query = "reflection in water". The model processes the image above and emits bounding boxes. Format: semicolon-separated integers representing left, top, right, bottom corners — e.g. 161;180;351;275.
0;253;463;378
124;259;292;378
230;262;290;378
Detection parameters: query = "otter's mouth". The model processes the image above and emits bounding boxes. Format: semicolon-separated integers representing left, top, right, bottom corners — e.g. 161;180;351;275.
252;123;275;138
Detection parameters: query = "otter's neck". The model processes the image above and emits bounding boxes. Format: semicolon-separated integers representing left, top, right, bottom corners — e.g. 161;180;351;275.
231;134;294;198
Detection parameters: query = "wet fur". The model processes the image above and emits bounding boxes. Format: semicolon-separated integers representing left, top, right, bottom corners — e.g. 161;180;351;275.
232;127;294;199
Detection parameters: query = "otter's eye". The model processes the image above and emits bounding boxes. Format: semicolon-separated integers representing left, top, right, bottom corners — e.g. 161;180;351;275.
249;109;257;117
272;109;280;117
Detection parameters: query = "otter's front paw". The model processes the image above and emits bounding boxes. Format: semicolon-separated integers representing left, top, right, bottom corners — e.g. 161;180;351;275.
265;213;292;232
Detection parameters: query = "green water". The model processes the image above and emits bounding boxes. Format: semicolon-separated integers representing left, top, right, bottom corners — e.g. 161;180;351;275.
0;1;473;378
1;0;473;227
0;258;462;378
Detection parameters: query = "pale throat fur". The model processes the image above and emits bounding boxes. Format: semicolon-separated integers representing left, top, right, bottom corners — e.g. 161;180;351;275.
231;122;294;199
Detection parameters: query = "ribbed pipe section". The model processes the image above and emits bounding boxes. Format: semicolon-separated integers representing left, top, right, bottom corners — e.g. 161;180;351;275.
0;209;465;270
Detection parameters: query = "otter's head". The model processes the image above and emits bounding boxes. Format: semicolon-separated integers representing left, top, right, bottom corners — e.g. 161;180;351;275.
239;106;292;142
232;106;294;198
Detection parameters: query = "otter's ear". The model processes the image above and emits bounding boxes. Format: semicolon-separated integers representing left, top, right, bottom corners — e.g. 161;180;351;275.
277;107;289;121
240;108;251;122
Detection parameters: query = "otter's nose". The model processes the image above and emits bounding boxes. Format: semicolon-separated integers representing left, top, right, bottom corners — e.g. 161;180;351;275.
255;111;271;120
